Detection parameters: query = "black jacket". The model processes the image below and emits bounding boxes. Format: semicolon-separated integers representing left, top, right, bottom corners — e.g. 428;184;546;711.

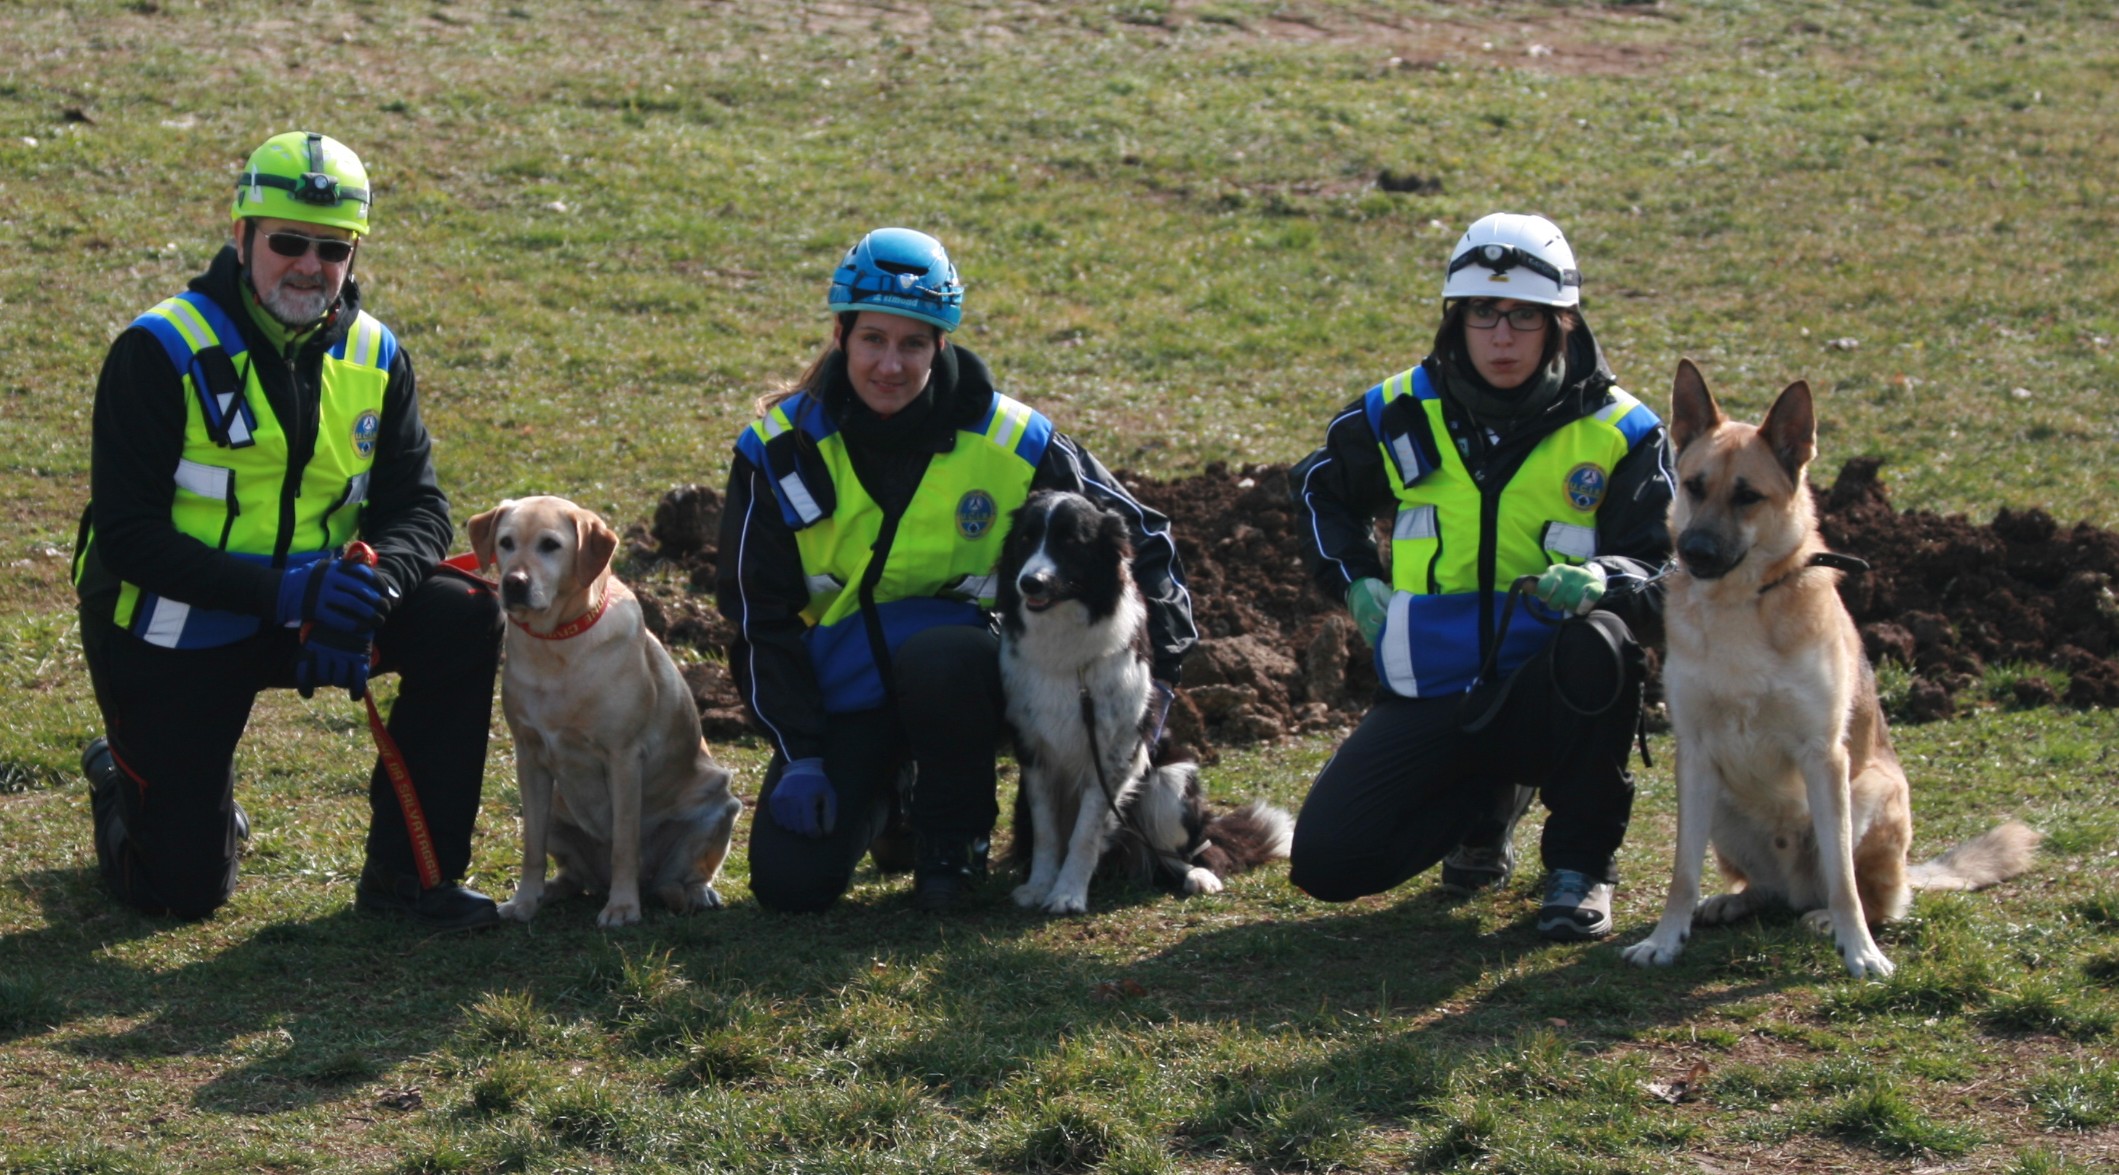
1293;319;1673;647
75;246;452;623
717;343;1196;765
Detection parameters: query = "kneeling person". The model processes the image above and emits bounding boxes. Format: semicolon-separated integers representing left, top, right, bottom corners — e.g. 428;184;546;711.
72;131;504;929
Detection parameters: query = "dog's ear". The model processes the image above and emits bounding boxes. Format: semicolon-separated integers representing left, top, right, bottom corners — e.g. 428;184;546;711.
1760;380;1817;480
466;501;511;570
1668;358;1725;453
574;509;620;586
1099;506;1136;563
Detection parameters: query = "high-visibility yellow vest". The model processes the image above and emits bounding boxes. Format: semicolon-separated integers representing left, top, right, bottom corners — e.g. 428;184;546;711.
1360;363;1658;697
75;290;395;648
738;390;1052;712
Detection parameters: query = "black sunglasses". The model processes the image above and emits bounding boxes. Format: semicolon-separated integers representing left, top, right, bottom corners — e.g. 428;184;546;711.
264;232;355;264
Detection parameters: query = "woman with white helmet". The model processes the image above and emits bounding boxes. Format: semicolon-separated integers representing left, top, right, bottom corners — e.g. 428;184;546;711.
717;228;1196;913
1289;212;1673;940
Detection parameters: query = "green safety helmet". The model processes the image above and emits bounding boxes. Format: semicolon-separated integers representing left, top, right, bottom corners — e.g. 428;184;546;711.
230;131;372;236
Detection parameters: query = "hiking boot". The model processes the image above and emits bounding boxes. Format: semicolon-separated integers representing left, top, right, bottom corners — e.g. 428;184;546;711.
867;763;918;874
912;834;989;913
1439;784;1535;896
1537;869;1615;941
355;865;501;932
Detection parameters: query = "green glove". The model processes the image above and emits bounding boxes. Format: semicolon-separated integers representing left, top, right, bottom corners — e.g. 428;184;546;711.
1346;577;1392;646
1532;563;1607;616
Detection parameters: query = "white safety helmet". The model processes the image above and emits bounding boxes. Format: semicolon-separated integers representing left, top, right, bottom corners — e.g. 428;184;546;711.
1442;213;1581;308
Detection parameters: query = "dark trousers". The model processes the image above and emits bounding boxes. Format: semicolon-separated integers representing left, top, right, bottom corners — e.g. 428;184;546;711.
749;625;1005;913
81;564;502;919
1289;611;1645;902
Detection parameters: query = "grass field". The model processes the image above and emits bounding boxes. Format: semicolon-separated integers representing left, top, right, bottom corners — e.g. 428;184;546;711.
3;1;2117;1171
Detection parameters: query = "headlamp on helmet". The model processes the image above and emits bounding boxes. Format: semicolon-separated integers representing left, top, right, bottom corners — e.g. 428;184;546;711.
231;131;372;237
1441;213;1582;308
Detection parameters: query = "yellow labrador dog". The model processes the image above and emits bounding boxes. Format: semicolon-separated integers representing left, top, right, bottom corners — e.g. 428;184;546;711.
468;495;742;928
1622;360;2039;979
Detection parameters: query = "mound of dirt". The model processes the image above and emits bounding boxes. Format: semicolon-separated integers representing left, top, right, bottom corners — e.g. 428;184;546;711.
632;458;2119;756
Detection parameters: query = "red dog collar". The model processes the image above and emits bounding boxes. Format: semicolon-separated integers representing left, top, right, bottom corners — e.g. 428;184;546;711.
511;585;610;641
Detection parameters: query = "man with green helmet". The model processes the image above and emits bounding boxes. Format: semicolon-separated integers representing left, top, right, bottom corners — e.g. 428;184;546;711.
71;131;505;930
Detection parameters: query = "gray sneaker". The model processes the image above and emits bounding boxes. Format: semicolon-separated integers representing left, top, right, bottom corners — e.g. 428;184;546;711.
1438;784;1535;896
1537;869;1614;941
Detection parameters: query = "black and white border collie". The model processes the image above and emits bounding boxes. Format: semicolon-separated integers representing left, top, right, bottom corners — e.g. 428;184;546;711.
997;490;1293;915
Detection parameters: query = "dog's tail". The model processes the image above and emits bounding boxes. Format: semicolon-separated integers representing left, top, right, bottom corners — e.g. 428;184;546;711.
1200;801;1295;875
1128;763;1294;894
1906;820;2042;892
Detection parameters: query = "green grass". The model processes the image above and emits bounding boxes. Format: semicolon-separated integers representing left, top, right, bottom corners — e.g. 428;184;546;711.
5;1;2119;1171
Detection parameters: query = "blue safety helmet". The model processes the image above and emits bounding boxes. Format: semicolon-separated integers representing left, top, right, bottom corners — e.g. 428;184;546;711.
827;227;964;332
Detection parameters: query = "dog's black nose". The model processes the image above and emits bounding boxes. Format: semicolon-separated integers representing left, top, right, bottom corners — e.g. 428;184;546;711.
501;572;531;606
1018;570;1055;598
1677;529;1731;579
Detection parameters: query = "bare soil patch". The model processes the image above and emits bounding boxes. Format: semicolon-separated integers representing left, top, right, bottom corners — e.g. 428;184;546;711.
634;458;2119;758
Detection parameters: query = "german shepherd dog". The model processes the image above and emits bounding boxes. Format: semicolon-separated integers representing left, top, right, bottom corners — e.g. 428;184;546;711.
998;490;1292;915
1621;360;2039;978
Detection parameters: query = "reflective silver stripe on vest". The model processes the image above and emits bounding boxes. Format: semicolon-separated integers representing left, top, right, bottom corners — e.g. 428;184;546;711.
945;573;998;602
779;471;825;526
1390;433;1427;486
141;597;191;648
1542;521;1597;561
1379;590;1418;696
805;572;842;597
1393;503;1438;542
220;389;252;446
174;458;233;500
338;471;371;511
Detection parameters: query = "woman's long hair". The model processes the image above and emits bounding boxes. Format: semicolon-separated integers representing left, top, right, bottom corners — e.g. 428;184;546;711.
753;312;860;418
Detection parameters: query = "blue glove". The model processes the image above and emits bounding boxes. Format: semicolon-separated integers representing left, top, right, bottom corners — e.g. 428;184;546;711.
1146;679;1176;748
770;757;837;838
1532;563;1607;616
296;626;372;701
276;556;383;633
1346;577;1391;646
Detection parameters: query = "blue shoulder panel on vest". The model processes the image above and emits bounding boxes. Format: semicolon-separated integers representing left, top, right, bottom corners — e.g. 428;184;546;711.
1011;406;1054;465
1359;381;1390;438
331;314;401;372
132;311;199;376
1410;365;1441;400
180;292;248;358
1612;401;1660;449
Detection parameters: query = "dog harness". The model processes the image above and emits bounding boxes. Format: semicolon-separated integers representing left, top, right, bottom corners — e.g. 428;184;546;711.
1361;363;1659;697
738;389;1053;712
74;290;396;649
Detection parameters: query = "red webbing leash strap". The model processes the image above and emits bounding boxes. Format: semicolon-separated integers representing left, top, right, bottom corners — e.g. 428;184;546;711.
339;542;444;890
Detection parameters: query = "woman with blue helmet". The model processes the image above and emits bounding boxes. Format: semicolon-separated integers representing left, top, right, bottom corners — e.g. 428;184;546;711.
717;228;1197;913
1288;213;1674;940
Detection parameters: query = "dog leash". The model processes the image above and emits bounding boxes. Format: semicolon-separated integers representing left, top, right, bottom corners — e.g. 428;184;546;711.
1075;674;1202;889
309;542;445;890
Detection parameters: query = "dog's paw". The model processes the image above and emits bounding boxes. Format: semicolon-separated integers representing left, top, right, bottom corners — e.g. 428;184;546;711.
1182;867;1223;896
694;884;725;911
496;897;539;923
1798;908;1835;936
1694;891;1761;926
595;900;642;928
1012;882;1052;909
1841;940;1896;979
1040;890;1090;916
1620;934;1686;967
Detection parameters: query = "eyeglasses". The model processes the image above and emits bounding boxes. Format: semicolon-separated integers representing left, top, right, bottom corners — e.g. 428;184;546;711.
264;232;355;264
1463;303;1549;331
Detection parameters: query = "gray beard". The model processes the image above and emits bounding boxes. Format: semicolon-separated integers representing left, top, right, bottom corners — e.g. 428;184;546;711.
257;279;335;328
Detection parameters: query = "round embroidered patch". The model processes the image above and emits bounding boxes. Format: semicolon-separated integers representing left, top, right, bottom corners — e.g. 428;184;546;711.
351;410;381;460
1564;462;1607;513
956;490;998;540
